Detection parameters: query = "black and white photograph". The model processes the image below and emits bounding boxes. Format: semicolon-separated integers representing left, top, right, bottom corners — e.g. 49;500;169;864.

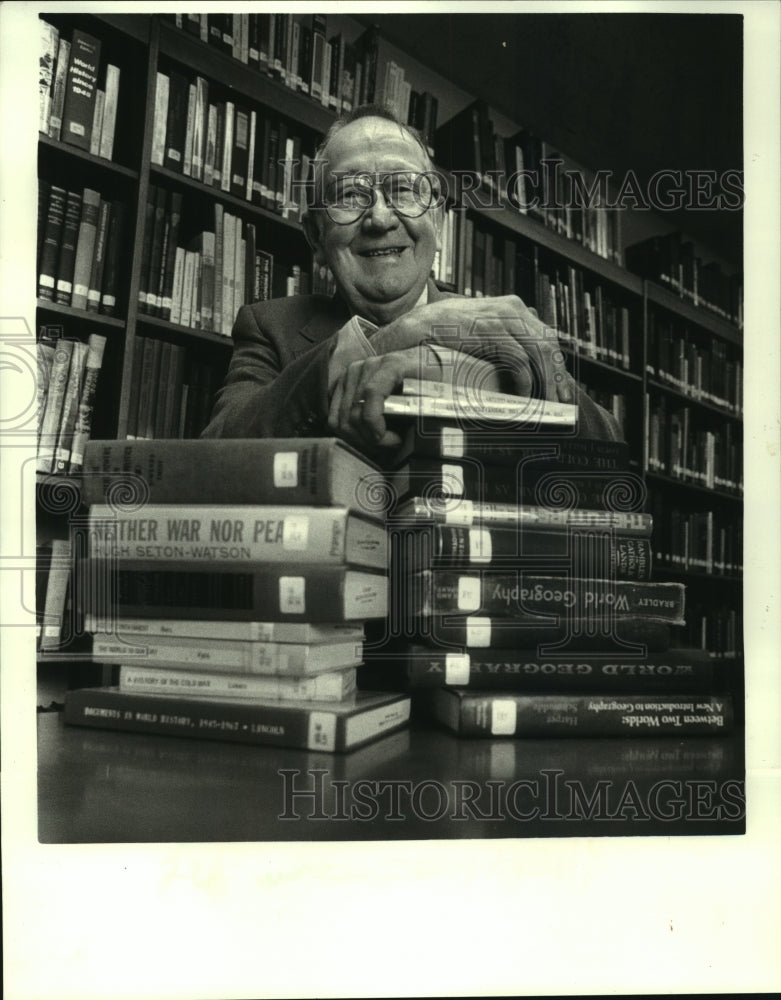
2;2;779;997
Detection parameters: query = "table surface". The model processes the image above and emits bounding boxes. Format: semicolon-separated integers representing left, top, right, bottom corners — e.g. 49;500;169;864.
37;709;745;842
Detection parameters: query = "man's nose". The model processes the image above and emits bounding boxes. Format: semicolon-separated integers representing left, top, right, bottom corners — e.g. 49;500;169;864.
362;188;399;229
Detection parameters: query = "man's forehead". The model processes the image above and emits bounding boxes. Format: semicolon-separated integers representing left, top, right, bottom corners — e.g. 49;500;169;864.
320;118;428;176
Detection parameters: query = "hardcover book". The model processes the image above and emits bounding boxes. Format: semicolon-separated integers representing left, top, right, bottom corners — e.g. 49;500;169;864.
64;687;411;752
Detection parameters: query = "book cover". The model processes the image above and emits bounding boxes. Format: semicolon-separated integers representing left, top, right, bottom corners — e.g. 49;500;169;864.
52;341;89;474
39;20;58;133
99;64;120;160
37;339;75;472
88;505;389;570
39;537;73;649
60;29;101;151
100;199;125;316
54;189;83;305
408;571;685;624
81;438;386;513
37;184;67;299
48;36;70;140
67;334;107;473
64;687;411;752
118;665;358;702
385;385;578;427
432;689;733;738
70;188;101;310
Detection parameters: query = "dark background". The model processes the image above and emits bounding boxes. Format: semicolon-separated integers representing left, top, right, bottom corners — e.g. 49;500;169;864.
367;13;743;267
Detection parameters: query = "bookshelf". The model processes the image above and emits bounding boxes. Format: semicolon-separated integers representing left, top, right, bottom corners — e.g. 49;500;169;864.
36;12;743;713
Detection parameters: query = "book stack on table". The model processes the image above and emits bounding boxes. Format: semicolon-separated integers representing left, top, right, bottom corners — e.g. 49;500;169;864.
363;378;734;739
65;438;410;752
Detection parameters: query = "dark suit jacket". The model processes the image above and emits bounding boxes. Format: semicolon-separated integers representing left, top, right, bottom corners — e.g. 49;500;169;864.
201;281;624;442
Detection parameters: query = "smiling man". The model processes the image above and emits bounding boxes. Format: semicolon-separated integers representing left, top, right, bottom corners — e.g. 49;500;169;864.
202;105;623;451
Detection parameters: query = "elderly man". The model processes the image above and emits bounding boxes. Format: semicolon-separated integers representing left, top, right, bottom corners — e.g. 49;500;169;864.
202;105;622;451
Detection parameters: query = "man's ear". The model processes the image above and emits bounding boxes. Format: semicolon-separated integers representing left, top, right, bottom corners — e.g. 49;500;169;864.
302;211;327;267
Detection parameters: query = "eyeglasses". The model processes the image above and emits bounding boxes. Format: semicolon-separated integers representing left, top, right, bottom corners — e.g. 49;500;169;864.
319;171;441;225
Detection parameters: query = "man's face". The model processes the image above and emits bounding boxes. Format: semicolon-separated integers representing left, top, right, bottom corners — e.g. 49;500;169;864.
305;117;443;325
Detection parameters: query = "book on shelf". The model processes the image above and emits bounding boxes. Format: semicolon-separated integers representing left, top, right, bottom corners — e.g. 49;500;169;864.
386;644;715;692
93;635;363;676
66;334;108;474
39;537;72;650
86;616;364;644
53;189;82;305
37;338;74;472
60;28;101;152
117;664;358;702
64;686;411;752
406;571;685;624
431;689;733;738
81;438;387;511
39;20;59;134
70;188;101;310
101;563;388;623
88;505;389;570
48;34;71;140
51;341;88;474
36;340;56;444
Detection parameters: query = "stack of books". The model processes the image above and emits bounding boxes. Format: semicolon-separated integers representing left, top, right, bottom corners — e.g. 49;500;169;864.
65;438;411;752
365;378;733;739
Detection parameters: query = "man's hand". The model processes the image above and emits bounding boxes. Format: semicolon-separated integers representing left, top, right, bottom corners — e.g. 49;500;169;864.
370;294;572;403
328;345;440;452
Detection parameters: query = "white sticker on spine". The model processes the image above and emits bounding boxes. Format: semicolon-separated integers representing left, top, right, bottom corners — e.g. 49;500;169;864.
469;528;492;563
457;576;481;611
491;699;517;735
441;427;464;457
442;463;464;496
445;653;471;685
465;616;491;647
282;516;309;550
279;576;305;614
273;452;299;487
308;711;336;751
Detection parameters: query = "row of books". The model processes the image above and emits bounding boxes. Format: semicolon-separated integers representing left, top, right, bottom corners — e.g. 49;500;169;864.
151;71;312;223
646;313;743;415
125;337;219;441
645;397;743;494
39;22;120;159
163;14;441;155
626;232;743;328
535;264;632;371
580;382;628;438
37;538;76;651
431;209;520;299
436;99;624;264
37;333;107;475
37;184;126;315
682;602;741;661
648;492;743;577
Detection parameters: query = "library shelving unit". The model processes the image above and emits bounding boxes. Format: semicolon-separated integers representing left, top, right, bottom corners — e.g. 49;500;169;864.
36;13;744;825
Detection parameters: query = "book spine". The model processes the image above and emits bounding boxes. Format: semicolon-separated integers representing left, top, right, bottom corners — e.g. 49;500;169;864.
61;30;101;151
39;21;58;133
86;199;111;312
36;342;55;442
54;190;83;305
100;200;125;316
403;525;652;580
70;188;101;310
39;538;72;649
87;616;363;644
118;665;356;702
38;185;67;299
106;563;388;622
64;687;410;751
48;37;70;140
404;648;714;691
67;334;107;473
423;614;672;651
53;341;88;473
37;339;75;472
151;72;169;166
99;64;120;159
88;505;386;568
413;571;685;623
395;497;653;535
437;691;733;737
385;391;576;425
